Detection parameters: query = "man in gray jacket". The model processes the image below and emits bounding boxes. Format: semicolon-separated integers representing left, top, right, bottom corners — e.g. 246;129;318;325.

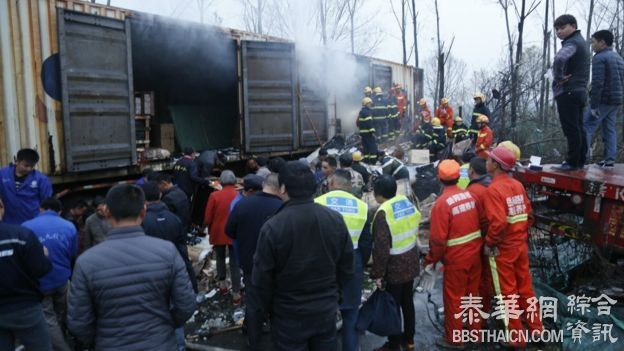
67;184;196;351
584;29;624;168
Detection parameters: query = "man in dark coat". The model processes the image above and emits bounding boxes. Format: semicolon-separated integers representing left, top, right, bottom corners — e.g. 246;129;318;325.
141;182;197;293
157;173;191;233
67;184;196;351
253;161;354;351
173;147;210;198
225;173;282;349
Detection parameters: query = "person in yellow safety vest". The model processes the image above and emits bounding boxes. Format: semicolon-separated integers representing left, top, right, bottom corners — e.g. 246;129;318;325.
451;116;469;142
370;175;420;351
457;149;476;189
315;169;372;351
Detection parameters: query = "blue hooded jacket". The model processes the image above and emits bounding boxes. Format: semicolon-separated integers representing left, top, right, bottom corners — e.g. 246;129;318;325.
0;165;53;224
22;211;77;293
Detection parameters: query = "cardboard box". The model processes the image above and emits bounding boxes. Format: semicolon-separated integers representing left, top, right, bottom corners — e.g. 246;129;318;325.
151;123;175;151
408;149;430;164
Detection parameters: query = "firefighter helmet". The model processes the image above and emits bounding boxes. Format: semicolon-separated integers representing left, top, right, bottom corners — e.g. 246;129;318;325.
454;116;463;123
490;146;516;171
473;92;486;102
418;98;427;106
441;97;449;105
362;97;373;106
498;140;521;160
364;86;372;94
373;86;383;94
476;114;489;124
432;117;442;126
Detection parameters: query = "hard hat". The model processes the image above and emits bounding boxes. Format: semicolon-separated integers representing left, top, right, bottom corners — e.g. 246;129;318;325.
490;146;516;171
352;151;363;162
473;92;486;102
373;87;383;94
454;116;463;122
418;98;427;106
362;97;373;105
432;117;441;126
498;140;521;160
476;114;489;124
364;86;372;94
441;97;449;105
438;159;461;181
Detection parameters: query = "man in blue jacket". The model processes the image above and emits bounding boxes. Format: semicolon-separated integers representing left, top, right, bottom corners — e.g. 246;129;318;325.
22;197;77;351
584;29;624;168
0;197;53;351
0;148;52;224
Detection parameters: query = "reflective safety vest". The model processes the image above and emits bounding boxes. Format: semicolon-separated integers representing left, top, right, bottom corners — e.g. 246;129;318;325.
458;163;470;189
315;190;368;249
374;195;421;255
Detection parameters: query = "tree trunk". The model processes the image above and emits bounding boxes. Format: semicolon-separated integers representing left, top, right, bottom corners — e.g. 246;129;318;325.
438;53;445;104
401;0;407;65
538;0;550;123
411;0;419;67
586;0;595;45
510;0;527;133
350;7;355;53
434;0;443;107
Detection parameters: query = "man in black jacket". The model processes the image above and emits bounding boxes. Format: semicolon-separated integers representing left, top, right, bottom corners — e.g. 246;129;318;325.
157;172;192;233
141;182;197;293
67;184;196;351
552;14;591;170
173;147;210;198
225;173;283;349
0;197;53;351
253;161;354;351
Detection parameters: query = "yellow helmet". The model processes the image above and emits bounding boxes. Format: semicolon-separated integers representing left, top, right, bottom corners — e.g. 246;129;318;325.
431;117;441;126
454;116;463;122
352;151;363;162
476;114;489;124
418;98;427;106
498;140;521;160
364;86;372;94
362;97;373;106
441;97;449;105
473;92;486;102
373;86;383;94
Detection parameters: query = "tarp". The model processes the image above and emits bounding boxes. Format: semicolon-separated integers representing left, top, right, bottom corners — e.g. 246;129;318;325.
169;105;236;151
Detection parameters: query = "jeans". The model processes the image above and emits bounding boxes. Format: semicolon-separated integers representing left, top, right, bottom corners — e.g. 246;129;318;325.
0;304;52;351
584;104;621;162
215;244;241;293
271;313;337;351
556;91;588;167
385;280;416;349
175;327;185;351
340;308;359;351
42;284;71;351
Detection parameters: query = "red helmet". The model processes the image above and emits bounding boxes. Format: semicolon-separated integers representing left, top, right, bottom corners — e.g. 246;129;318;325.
489;146;516;171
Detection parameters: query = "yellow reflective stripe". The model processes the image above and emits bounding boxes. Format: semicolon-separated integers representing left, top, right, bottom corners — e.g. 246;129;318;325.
390;240;416;255
489;256;510;332
359;117;373;121
507;214;528;224
359;129;375;133
446;230;481;247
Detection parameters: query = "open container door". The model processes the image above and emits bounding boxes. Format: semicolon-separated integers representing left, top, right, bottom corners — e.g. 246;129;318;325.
241;41;298;153
57;9;135;172
298;82;327;148
372;64;393;94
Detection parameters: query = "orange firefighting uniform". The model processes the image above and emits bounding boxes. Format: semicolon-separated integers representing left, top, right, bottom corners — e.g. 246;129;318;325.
435;105;454;136
482;173;543;347
467;180;493;317
475;125;494;158
424;186;482;346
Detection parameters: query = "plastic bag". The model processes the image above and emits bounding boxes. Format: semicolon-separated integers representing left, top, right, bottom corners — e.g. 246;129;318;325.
356;289;402;336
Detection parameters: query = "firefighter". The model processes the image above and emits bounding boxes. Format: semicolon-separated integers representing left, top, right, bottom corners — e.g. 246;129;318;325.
474;115;494;158
413;115;434;150
430;118;447;161
372;87;389;142
378;151;410;181
364;86;373;98
470;92;492;142
357;97;378;164
451;116;469;143
418;98;432;124
483;146;543;348
387;87;399;140
394;84;408;131
424;160;482;349
435;98;454;137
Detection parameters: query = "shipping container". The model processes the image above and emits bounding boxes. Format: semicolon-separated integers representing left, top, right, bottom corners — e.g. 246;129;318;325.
0;0;422;187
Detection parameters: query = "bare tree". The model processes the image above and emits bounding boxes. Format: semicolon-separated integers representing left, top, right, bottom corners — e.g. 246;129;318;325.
241;0;266;34
390;0;408;65
433;0;455;108
538;0;550;123
410;0;419;67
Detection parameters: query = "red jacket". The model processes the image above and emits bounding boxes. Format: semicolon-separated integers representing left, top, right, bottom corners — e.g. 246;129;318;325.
424;185;482;267
467;179;490;236
396;92;407;117
435;105;454;131
483;173;534;249
204;185;238;245
475;125;493;156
